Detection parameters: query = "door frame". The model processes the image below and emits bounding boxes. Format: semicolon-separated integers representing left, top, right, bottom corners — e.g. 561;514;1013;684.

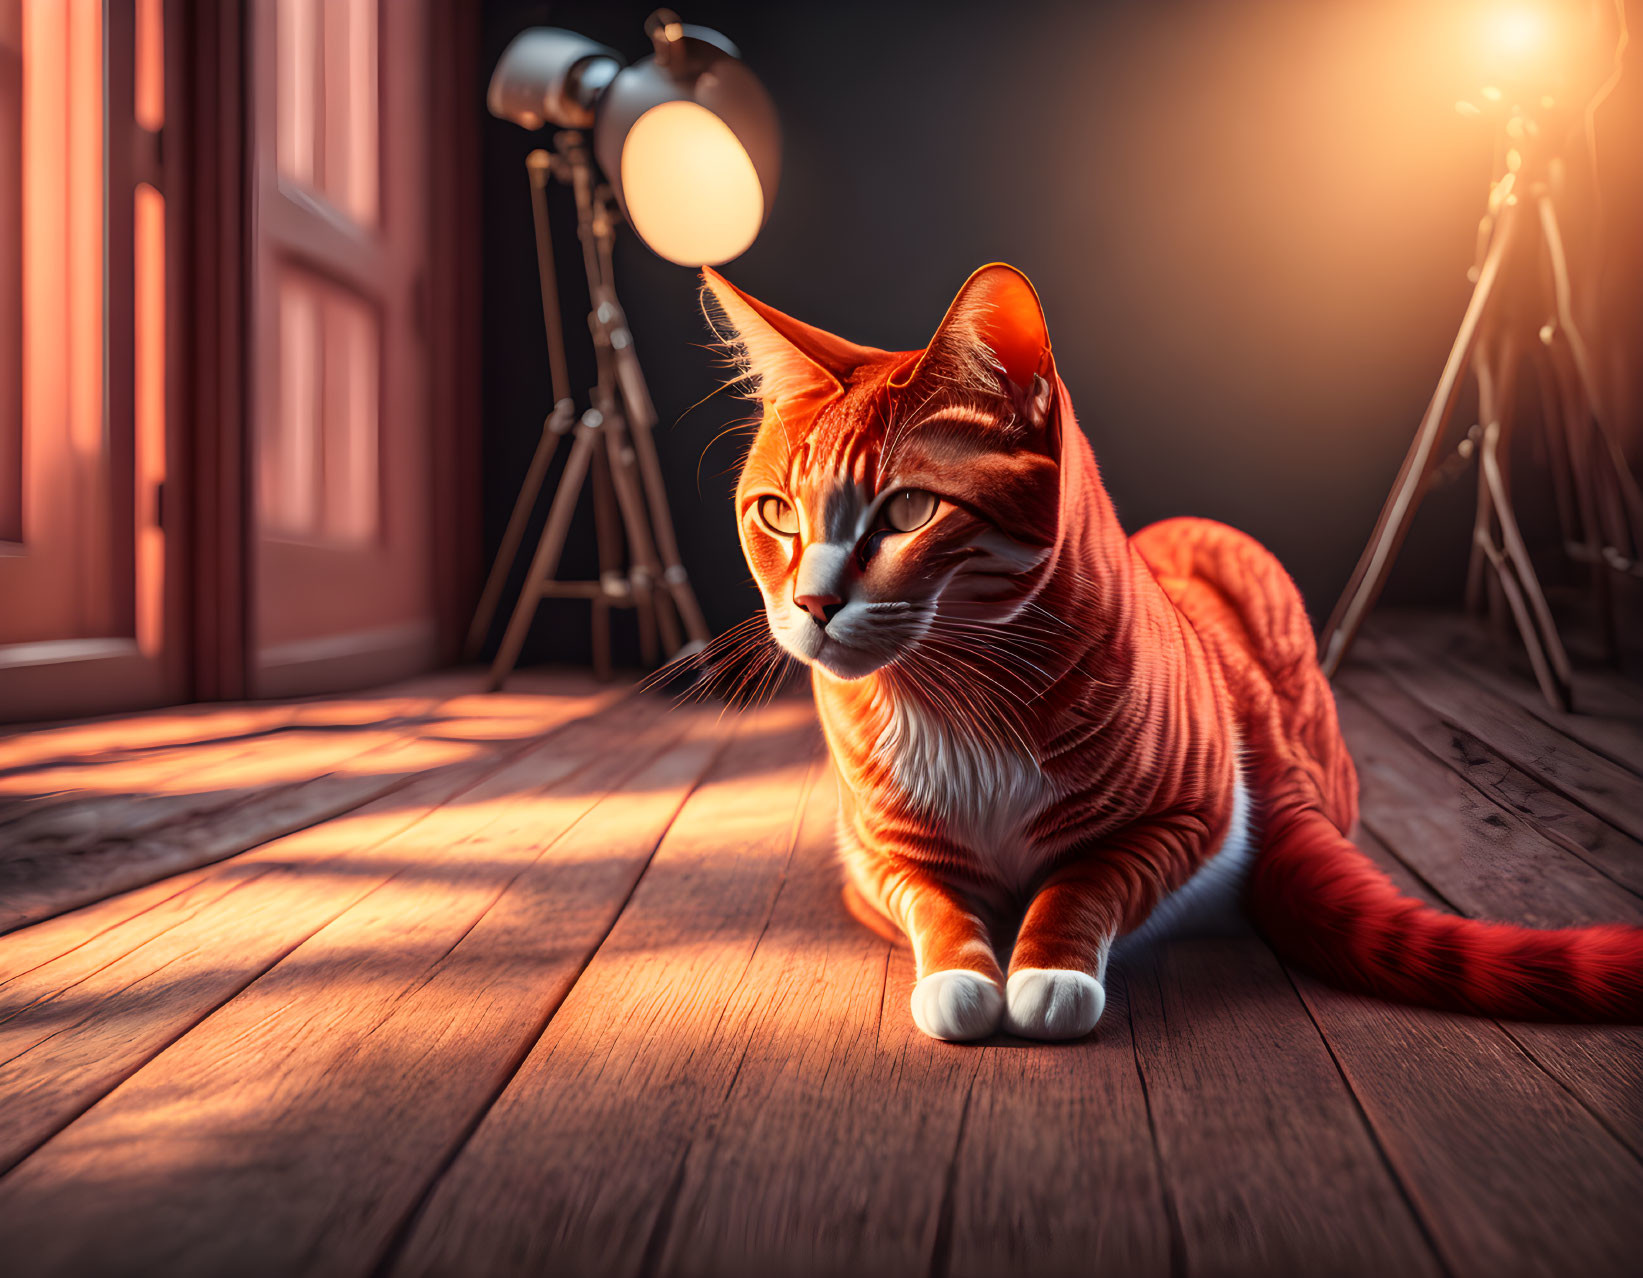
184;0;479;703
0;0;191;722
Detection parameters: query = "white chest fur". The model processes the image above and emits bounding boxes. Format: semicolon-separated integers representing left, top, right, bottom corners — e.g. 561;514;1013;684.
879;698;1052;885
879;696;1258;934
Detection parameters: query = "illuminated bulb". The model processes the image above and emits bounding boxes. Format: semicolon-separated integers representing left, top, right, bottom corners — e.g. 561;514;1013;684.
1491;6;1547;58
619;100;764;266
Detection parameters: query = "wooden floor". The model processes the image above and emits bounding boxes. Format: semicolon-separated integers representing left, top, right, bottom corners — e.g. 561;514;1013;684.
1;613;1641;1277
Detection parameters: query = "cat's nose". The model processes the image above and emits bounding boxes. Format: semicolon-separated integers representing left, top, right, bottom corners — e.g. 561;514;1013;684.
795;593;844;627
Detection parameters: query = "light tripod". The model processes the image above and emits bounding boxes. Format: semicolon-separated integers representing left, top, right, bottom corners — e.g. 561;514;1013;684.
467;130;711;689
1319;99;1643;711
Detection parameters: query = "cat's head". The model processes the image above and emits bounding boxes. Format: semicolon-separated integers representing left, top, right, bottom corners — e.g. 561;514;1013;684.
703;264;1063;681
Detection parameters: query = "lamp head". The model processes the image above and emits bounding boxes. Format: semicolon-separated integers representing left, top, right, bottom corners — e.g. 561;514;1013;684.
487;28;621;131
488;10;780;268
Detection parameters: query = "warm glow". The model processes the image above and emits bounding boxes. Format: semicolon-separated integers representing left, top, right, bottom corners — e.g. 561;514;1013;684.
1482;3;1558;84
1489;6;1546;57
620;100;764;267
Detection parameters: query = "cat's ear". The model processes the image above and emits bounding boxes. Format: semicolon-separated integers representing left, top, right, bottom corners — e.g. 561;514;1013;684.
895;263;1055;426
701;269;885;411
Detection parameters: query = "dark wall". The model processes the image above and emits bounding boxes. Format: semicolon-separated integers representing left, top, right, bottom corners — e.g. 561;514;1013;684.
478;0;1633;669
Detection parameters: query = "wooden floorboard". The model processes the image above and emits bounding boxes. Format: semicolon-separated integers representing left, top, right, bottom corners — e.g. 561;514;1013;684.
1288;976;1643;1275
653;778;1170;1278
1329;673;1643;1269
0;677;624;933
0;701;726;1277
1357;628;1643;843
1337;662;1643;899
0;690;665;1180
1397;612;1643;776
387;701;824;1278
1125;936;1442;1277
0;616;1638;1277
1336;696;1643;928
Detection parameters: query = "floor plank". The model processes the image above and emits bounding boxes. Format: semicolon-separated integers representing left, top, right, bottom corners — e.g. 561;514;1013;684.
1336;694;1643;928
647;773;975;1278
0;618;1638;1277
1290;974;1643;1277
0;704;726;1277
1356;628;1643;842
387;701;823;1278
1337;662;1643;899
946;974;1169;1278
1125;936;1442;1277
0;681;623;933
1392;612;1643;775
1336;679;1643;1172
649;778;1171;1278
0;694;673;1179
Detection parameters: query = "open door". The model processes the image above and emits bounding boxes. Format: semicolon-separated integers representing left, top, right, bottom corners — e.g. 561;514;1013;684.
247;0;437;697
0;0;187;722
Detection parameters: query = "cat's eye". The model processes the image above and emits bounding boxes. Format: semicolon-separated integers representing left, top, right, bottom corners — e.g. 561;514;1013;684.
881;489;938;533
756;495;799;536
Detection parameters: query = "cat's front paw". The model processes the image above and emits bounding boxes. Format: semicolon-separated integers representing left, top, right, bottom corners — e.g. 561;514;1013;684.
911;970;1004;1041
1004;968;1106;1040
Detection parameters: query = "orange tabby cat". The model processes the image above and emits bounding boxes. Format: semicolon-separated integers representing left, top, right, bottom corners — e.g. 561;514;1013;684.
701;263;1643;1041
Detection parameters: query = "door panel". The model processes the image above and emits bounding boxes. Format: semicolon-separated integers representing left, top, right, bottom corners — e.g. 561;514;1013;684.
250;0;434;697
0;0;184;722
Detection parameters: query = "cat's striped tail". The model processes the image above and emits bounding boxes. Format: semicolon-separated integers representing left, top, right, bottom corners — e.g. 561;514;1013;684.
1247;806;1643;1021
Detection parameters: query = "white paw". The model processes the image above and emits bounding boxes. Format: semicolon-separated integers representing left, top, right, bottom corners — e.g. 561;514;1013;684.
910;970;1004;1041
1004;968;1106;1040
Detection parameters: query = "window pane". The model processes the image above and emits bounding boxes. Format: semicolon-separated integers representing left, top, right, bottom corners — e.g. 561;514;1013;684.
134;0;162;131
275;0;378;225
262;268;379;544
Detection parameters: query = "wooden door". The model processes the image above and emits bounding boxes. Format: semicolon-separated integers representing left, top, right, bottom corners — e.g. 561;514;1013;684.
0;0;186;722
248;0;436;697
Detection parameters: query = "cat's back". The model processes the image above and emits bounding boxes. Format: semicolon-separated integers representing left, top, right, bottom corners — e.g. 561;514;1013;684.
1129;516;1356;828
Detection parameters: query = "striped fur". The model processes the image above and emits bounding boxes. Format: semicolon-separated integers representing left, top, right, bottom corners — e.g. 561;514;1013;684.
702;263;1643;1041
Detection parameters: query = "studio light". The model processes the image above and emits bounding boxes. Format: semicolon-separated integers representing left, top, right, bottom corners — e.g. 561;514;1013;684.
472;10;779;689
487;11;779;266
1321;1;1642;711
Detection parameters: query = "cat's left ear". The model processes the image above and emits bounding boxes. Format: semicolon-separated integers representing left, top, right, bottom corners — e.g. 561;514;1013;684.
700;268;886;413
895;263;1056;434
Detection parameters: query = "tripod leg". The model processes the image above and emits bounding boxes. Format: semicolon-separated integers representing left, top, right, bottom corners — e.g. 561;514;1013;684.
589;446;626;678
1476;528;1571;713
1539;194;1643;563
604;412;683;656
608;428;660;666
1479;417;1573;709
1320;199;1521;677
1466;454;1492;617
1466;336;1504;617
626;413;712;648
1532;344;1580;548
465;414;565;659
489;423;599;692
1546;339;1620;660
